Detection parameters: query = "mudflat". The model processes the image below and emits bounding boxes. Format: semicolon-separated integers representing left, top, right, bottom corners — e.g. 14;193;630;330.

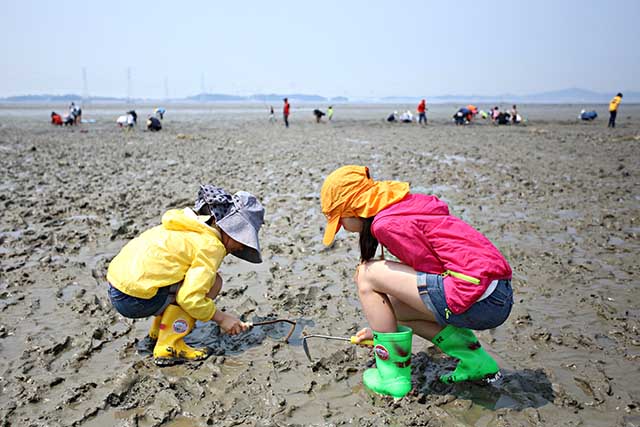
1;104;638;426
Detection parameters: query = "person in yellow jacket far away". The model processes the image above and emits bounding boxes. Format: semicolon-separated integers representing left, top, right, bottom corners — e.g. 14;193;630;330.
106;185;265;365
608;92;623;128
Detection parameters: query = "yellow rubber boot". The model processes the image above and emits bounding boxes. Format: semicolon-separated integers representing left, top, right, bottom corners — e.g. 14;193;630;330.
149;315;162;341
153;304;209;366
137;315;163;355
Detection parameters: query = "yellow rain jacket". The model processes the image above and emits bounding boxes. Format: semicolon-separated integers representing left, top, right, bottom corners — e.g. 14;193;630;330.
107;208;226;321
609;95;622;112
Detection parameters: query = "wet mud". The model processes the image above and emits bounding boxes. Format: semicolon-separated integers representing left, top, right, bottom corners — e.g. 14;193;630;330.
0;104;639;426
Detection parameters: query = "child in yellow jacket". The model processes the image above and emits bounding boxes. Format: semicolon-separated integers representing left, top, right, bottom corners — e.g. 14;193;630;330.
107;185;265;365
608;92;623;128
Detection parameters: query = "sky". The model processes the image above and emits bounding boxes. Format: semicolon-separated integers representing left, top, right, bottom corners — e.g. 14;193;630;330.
1;1;639;99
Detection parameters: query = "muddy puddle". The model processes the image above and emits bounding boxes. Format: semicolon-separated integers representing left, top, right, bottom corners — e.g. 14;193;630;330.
1;105;639;426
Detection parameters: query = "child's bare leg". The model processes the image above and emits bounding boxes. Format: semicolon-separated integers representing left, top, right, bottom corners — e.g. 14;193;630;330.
355;260;439;334
389;295;443;340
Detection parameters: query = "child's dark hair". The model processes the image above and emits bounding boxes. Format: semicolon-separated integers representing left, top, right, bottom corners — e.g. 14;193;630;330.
359;217;379;262
195;205;217;227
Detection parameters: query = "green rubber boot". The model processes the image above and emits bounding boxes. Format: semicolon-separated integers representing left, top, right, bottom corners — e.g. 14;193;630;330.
362;326;413;398
432;325;499;384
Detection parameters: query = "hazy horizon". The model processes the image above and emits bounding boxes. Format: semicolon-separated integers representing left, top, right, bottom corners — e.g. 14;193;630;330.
1;87;637;100
2;1;639;99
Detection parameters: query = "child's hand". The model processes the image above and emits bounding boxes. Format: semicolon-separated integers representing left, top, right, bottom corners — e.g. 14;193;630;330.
354;327;373;343
218;312;250;335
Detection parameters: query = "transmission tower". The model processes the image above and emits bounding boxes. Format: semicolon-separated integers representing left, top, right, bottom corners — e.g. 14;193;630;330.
127;67;132;103
82;67;89;103
164;76;169;101
200;73;205;102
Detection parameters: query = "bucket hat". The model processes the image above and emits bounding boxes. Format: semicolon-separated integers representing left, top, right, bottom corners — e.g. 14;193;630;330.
195;185;265;263
195;185;234;220
320;165;409;246
216;191;265;263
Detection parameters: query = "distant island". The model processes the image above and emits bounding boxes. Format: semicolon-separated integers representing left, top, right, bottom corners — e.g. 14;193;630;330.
0;93;342;104
379;88;640;104
1;88;638;104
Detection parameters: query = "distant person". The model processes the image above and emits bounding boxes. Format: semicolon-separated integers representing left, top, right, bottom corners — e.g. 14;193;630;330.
608;92;623;128
283;98;290;128
51;112;63;126
453;107;472;125
327;106;334;121
465;105;478;122
387;111;398;122
417;99;427;125
147;116;162;131
491;106;500;122
269;105;276;123
313;109;325;123
510;105;518;124
69;102;81;125
400;110;413;123
63;113;75;126
126;114;136;129
154;107;166;120
75;106;82;124
117;111;136;129
580;110;598;121
496;111;511;125
127;110;138;127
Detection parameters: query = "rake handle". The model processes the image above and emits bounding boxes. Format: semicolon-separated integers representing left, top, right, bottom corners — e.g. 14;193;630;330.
246;319;297;343
350;337;374;346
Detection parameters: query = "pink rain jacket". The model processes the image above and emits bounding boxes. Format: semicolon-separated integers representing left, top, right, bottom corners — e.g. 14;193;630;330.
371;194;512;314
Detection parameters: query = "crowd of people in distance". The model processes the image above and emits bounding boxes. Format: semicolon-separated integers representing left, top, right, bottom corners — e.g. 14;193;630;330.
270;99;335;125
48;93;625;132
490;105;523;125
311;105;334;123
51;102;82;126
50;103;165;132
387;103;522;126
116;110;138;129
386;99;428;125
453;105;479;125
452;105;522;126
387;110;415;123
382;100;524;127
116;108;166;131
579;93;622;128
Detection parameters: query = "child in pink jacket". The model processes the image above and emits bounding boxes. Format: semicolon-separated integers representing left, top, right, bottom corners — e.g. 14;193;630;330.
321;165;513;398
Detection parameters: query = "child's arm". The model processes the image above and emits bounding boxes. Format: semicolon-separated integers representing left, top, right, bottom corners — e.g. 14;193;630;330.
177;247;249;334
176;247;225;322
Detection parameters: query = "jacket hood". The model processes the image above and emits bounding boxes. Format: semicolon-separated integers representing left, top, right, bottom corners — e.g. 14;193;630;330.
162;208;222;239
376;193;450;218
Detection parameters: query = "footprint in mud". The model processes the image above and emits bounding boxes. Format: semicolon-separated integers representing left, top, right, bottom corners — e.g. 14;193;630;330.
412;351;555;411
55;282;85;302
434;369;554;410
136;316;315;357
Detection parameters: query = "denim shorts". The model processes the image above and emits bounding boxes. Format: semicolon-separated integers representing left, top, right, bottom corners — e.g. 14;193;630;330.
108;284;177;319
417;273;513;330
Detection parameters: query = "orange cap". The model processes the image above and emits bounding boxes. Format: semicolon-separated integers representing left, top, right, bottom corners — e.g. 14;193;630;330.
320;165;410;245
